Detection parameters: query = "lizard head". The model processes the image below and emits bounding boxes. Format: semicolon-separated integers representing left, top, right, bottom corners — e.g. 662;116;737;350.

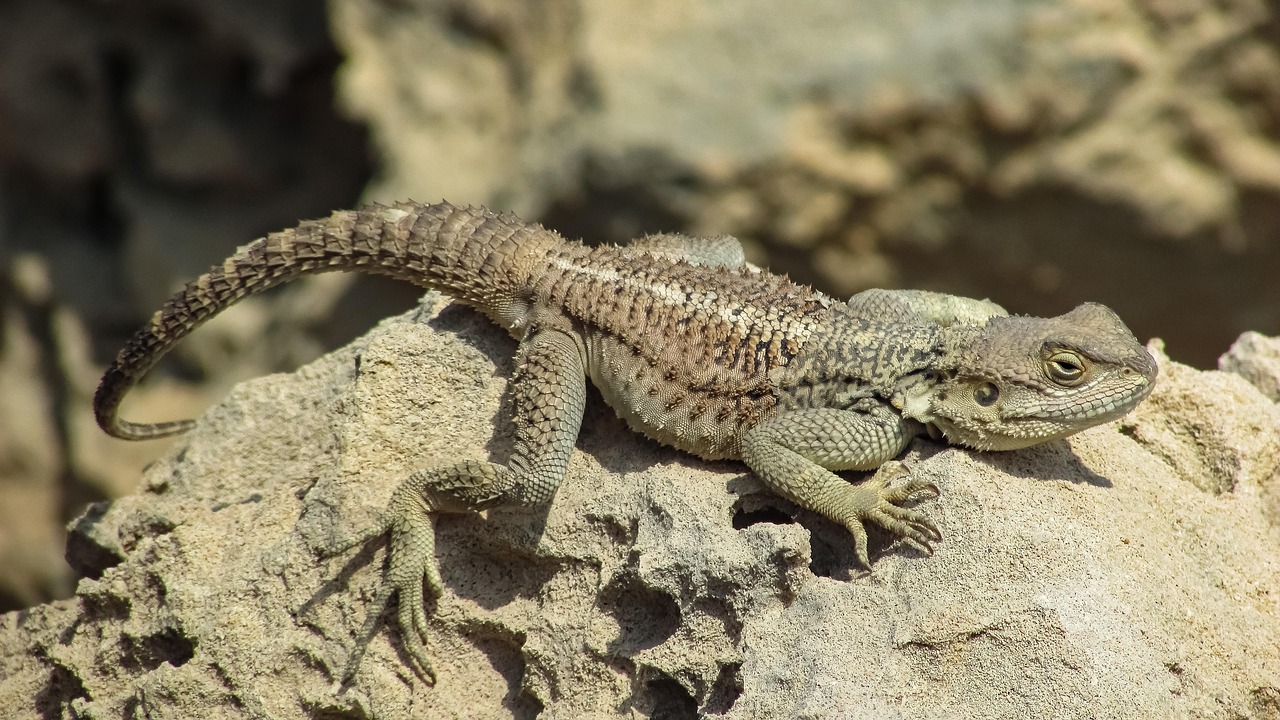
916;302;1157;451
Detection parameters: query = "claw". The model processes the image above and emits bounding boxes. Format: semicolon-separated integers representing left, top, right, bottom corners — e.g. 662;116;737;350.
880;502;942;542
882;478;939;504
884;509;939;549
850;520;871;570
841;462;943;567
386;513;442;684
399;593;437;684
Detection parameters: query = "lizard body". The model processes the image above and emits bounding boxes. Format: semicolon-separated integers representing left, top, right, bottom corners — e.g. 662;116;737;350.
95;201;1158;682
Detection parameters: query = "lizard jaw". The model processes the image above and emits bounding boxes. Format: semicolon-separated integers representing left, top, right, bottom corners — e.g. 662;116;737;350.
920;361;1157;451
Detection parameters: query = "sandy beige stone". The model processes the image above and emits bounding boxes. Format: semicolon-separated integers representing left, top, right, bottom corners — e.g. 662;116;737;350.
2;296;1276;718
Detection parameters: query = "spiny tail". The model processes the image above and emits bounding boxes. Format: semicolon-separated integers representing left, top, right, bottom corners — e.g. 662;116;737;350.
95;201;562;441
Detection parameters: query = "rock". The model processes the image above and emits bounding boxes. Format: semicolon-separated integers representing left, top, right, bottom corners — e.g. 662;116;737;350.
1221;331;1280;402
2;297;1277;719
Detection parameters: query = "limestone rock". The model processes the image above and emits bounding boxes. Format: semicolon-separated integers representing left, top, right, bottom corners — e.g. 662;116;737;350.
1221;331;1280;403
2;299;1276;719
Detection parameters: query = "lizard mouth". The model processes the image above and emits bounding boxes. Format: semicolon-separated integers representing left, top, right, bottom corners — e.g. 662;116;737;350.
930;370;1157;452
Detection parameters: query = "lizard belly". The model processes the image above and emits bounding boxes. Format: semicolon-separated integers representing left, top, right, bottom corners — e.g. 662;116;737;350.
585;334;767;461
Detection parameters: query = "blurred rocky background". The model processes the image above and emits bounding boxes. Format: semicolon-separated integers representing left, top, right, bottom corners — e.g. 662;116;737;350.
2;0;1278;612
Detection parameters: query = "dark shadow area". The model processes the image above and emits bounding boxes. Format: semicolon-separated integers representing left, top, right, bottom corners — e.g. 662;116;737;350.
296;526;389;628
971;441;1114;488
703;661;744;715
121;626;196;672
540;150;702;246
34;659;90;720
599;573;682;656
467;631;544;720
434;514;561;613
629;670;699;720
731;503;795;530
63;501;126;581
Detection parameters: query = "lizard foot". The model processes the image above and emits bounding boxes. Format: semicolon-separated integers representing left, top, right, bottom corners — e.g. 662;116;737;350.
840;460;941;569
381;501;442;684
321;461;505;686
318;500;441;686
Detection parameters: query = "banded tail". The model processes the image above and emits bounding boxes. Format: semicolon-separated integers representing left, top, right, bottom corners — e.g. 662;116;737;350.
95;201;561;440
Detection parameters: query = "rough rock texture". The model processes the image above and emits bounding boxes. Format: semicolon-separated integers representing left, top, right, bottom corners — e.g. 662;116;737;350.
2;296;1277;719
1222;331;1280;402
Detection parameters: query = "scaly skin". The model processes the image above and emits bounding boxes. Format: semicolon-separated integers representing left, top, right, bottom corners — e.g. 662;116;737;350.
94;201;1159;683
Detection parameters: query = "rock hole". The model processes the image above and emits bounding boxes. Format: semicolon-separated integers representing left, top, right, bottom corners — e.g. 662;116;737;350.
307;709;363;720
634;672;698;720
34;661;88;720
731;505;794;530
808;532;844;579
468;631;544;720
808;516;905;580
599;574;681;655
703;661;744;714
64;502;124;580
122;626;196;672
733;496;854;578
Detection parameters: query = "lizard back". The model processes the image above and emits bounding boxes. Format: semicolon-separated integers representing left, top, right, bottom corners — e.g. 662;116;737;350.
538;244;836;459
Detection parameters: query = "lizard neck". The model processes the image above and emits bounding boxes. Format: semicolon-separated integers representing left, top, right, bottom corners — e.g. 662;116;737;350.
888;324;982;428
775;305;944;410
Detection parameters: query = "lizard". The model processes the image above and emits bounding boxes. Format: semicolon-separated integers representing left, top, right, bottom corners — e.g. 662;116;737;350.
93;201;1159;683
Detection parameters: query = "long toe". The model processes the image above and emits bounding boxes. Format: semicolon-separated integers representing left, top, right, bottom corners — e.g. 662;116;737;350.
879;502;941;541
882;479;939;504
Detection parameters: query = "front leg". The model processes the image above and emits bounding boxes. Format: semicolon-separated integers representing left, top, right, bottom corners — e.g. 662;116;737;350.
321;328;587;683
740;404;940;568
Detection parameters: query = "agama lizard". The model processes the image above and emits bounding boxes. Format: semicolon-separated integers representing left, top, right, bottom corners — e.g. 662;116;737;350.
94;201;1158;682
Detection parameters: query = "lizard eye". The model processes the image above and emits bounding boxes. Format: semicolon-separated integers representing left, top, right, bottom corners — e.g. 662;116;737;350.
1046;351;1086;385
973;382;1000;406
